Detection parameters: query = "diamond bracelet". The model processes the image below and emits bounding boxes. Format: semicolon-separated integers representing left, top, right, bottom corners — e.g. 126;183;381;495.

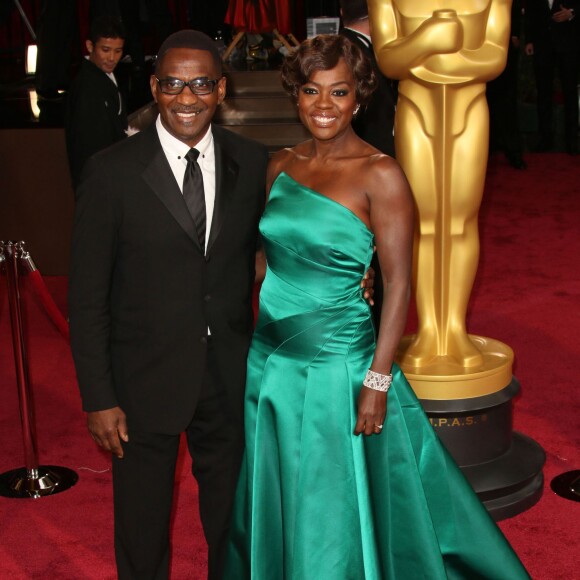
363;369;393;392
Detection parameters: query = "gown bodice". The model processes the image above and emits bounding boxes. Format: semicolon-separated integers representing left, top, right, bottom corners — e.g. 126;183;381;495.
258;171;375;321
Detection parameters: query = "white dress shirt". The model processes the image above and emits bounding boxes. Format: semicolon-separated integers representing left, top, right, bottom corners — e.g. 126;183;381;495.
155;116;216;252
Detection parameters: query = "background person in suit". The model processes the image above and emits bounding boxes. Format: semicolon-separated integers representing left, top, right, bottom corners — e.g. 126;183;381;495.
68;30;269;579
34;0;77;100
339;0;398;328
486;0;527;169
339;0;398;158
525;0;580;154
65;14;129;190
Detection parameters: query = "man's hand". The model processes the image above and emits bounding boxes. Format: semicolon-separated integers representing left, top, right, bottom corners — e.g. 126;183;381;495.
361;266;376;305
553;5;575;22
87;407;129;459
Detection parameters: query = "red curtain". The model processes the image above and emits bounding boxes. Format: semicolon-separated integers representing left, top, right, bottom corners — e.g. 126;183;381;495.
225;0;292;35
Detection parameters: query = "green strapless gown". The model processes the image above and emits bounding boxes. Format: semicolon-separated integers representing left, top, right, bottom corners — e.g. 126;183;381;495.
225;172;529;579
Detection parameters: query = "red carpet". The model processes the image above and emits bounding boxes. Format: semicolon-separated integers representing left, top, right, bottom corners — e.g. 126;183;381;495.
1;152;579;579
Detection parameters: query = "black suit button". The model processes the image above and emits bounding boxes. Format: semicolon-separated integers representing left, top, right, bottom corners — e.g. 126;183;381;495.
200;336;207;344
204;294;211;302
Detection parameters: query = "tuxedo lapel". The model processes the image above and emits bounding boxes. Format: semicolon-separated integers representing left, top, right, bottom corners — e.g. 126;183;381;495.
140;127;199;247
207;128;239;254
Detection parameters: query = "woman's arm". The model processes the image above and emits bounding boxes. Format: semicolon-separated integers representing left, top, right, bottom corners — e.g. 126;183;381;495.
354;157;415;435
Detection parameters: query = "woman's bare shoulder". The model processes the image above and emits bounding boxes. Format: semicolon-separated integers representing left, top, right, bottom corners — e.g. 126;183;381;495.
267;143;312;182
364;152;404;178
364;153;413;201
267;148;291;185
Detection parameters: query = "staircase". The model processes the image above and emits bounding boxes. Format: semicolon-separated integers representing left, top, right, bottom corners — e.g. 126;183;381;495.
215;68;309;152
129;68;309;153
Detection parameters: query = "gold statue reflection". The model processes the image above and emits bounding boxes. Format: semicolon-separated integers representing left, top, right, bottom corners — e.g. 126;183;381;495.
368;0;511;372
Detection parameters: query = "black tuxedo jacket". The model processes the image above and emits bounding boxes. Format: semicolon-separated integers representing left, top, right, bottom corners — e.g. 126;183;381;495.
525;0;580;53
340;28;397;157
65;58;129;189
69;123;268;433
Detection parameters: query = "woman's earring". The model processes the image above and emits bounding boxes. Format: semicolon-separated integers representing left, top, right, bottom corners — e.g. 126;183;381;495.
354;104;360;116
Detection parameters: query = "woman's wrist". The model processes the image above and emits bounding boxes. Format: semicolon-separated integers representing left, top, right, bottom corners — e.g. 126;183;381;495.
363;369;393;392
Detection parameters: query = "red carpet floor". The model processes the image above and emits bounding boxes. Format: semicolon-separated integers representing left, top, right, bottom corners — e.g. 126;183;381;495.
1;152;579;579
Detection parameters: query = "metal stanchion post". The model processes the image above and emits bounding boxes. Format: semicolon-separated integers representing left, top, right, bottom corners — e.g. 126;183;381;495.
0;241;78;498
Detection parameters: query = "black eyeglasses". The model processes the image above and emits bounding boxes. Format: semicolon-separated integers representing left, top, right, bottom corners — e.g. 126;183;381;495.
155;76;222;95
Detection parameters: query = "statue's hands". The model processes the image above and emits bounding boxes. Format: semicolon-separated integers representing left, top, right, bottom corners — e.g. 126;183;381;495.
420;10;463;55
420;52;471;79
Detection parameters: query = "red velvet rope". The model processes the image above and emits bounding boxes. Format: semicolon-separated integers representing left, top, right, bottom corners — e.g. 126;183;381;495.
27;270;70;341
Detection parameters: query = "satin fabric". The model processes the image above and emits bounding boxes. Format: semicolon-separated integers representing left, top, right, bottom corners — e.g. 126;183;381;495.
225;172;530;579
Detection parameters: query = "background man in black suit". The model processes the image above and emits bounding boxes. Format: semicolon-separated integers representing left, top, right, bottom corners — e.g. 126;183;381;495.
487;0;527;169
68;30;269;579
339;0;397;327
339;0;398;157
525;0;580;154
65;15;129;190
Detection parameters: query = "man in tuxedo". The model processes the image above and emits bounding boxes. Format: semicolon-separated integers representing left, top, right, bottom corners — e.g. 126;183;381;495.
68;30;269;579
339;0;398;157
65;15;129;190
525;0;579;154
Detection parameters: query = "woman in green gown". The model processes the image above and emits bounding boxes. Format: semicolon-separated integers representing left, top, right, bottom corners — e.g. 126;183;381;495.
225;35;530;579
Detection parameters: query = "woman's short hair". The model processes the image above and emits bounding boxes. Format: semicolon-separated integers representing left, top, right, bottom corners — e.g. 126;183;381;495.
281;34;376;106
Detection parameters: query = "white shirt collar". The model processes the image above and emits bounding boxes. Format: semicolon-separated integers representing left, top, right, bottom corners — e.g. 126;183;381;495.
345;27;372;47
155;116;214;161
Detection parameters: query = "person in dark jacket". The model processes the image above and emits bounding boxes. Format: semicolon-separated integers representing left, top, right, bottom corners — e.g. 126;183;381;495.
65;14;129;190
525;0;580;154
339;0;398;328
487;0;527;168
339;0;398;157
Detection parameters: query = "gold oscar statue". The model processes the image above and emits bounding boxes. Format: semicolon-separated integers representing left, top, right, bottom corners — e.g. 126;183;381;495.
368;0;513;398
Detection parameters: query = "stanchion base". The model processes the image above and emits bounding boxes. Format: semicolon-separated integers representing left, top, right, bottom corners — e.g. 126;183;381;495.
0;465;78;498
550;470;580;502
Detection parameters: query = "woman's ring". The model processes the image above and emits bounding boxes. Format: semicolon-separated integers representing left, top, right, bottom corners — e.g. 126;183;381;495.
376;424;383;429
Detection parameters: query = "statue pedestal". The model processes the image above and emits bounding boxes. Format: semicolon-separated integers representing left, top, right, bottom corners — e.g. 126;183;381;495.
398;335;545;520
